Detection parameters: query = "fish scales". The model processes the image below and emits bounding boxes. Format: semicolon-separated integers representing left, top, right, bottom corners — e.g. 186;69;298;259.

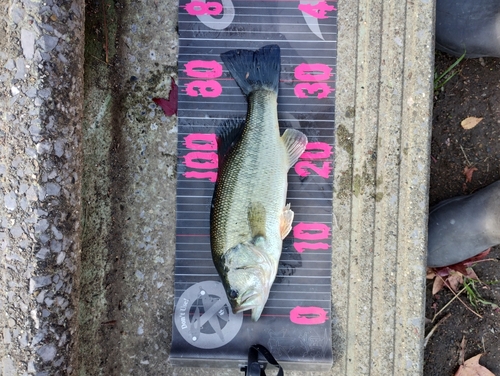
210;45;308;321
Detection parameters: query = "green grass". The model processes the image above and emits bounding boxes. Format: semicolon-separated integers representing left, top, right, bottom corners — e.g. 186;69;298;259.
434;51;466;91
463;277;499;310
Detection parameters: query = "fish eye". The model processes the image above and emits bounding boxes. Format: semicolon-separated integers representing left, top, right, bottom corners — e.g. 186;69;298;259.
228;289;238;299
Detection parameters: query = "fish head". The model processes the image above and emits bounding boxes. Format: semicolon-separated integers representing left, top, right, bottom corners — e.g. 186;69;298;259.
221;242;276;321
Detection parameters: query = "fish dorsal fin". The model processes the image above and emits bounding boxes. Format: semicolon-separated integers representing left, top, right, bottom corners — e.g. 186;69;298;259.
281;128;308;169
248;202;267;239
216;117;246;169
280;203;294;239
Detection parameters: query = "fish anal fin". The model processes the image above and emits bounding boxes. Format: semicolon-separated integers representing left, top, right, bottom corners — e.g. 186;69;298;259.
280;203;294;240
248;202;267;238
281;128;308;168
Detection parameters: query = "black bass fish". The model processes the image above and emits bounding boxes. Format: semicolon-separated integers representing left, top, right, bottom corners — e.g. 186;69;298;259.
211;45;308;321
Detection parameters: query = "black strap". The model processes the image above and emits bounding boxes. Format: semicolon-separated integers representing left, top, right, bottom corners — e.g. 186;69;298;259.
241;344;284;376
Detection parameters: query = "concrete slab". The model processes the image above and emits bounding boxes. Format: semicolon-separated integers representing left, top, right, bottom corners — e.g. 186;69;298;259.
1;0;435;374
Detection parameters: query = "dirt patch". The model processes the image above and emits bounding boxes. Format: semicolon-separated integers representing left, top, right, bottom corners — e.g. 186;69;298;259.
424;52;500;375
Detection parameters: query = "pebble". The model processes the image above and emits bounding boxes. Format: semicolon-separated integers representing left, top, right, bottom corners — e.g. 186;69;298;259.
38;88;51;98
2;357;16;376
53;139;65;157
135;270;145;281
4;191;17;210
15;58;25;79
29;276;52;293
21;29;35;59
35;248;50;259
3;328;12;344
45;182;61;196
4;59;15;70
11;6;25;24
10;225;24;238
56;252;65;264
11;86;20;96
38;35;59;52
37;343;57;362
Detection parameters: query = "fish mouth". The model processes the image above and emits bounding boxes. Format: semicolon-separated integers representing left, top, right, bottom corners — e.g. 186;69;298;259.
232;291;265;321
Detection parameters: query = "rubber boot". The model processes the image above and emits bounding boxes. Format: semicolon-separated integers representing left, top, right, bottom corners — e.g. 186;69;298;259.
427;180;500;267
436;0;500;58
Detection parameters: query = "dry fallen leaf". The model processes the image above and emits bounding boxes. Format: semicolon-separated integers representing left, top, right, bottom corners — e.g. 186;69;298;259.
454;354;495;376
464;166;478;183
461;116;483;130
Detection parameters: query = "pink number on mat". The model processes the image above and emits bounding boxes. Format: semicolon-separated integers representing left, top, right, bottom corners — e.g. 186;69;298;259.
294;82;333;99
298;1;336;19
293;222;331;241
185;1;223;16
184;60;223;79
294;63;332;81
295;161;332;178
293;242;329;253
182;134;219;181
300;142;332;160
183;152;218;169
184;171;217;182
184;133;217;151
185;80;222;97
290;306;328;325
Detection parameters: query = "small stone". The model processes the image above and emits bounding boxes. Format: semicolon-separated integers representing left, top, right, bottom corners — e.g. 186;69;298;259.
56;252;65;264
38;35;58;52
34;97;43;106
4;59;15;70
2;357;16;376
4;191;17;210
3;328;12;344
54;139;65;157
37;343;57;362
29;276;52;293
44;298;54;307
11;6;25;24
31;332;45;346
11;86;20;96
25;147;37;158
50;240;61;253
15;58;25;79
29;124;42;136
38;88;51;98
28;360;36;373
21;29;36;59
9;226;23;238
135;270;144;281
25;87;37;97
26;185;37;201
35;248;50;259
36;290;46;303
35;219;49;234
36;141;52;154
52;226;63;240
45;182;60;196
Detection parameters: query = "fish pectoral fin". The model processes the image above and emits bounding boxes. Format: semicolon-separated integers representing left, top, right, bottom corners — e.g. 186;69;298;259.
281;128;308;168
248;202;267;238
280;203;294;239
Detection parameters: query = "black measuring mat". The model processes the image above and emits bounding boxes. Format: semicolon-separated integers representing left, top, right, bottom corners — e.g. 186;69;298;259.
171;0;337;370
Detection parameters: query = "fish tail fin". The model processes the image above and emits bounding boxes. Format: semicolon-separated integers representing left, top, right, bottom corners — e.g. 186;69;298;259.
220;44;280;96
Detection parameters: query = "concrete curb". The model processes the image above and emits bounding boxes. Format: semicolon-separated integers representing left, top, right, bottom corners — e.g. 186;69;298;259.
332;0;435;374
0;0;85;374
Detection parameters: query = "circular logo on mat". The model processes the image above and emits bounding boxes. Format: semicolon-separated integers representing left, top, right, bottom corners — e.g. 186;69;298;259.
174;281;243;349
